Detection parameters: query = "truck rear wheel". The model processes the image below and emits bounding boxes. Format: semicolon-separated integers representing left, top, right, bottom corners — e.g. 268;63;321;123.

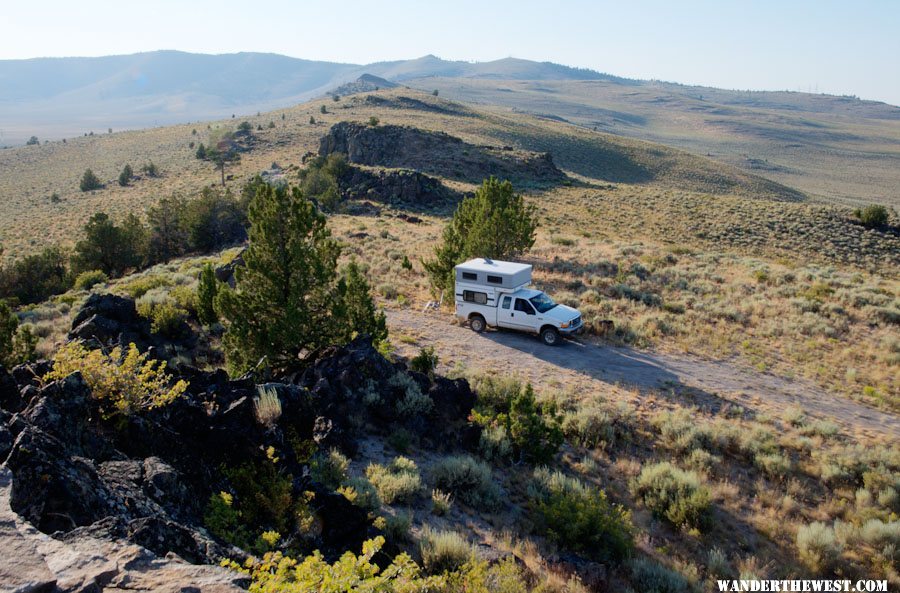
540;326;560;346
469;315;486;333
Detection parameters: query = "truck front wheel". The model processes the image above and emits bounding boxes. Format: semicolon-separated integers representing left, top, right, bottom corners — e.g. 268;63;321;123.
469;315;486;333
540;326;560;346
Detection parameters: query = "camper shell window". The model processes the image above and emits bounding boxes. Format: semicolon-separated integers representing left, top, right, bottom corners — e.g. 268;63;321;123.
463;290;488;305
486;275;503;284
461;272;478;281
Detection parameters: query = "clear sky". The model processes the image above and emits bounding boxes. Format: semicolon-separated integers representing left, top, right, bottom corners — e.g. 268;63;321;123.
4;0;899;105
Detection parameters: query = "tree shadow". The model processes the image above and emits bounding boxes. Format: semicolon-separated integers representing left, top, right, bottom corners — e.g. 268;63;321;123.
478;328;749;416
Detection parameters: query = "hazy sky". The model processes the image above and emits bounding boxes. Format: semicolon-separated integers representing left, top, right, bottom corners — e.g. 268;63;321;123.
4;0;899;105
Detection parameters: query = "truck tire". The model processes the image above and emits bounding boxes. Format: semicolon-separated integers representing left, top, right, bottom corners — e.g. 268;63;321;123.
540;326;560;346
469;315;486;333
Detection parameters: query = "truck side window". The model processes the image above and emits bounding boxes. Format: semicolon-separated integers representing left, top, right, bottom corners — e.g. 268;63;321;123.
515;298;535;315
463;290;488;305
461;272;477;281
501;296;511;309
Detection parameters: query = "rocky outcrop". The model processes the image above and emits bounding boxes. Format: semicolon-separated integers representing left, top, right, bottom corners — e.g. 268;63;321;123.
68;292;198;362
0;295;479;588
319;122;567;186
330;74;397;97
338;166;461;207
0;466;247;593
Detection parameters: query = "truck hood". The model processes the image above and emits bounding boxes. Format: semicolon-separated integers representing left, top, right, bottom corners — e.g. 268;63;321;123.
543;304;581;323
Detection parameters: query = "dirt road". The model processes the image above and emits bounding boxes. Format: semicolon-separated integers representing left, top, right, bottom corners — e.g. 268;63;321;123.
387;309;900;440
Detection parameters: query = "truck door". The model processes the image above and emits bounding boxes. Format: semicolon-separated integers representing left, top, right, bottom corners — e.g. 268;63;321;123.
497;295;515;328
500;297;538;331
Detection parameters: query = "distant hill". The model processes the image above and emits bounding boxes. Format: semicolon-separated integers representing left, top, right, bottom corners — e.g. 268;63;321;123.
0;51;618;144
2;50;899;204
330;74;398;97
405;78;900;206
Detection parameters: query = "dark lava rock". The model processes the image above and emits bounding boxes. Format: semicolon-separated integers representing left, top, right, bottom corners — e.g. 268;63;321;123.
339;166;461;207
0;364;22;412
1;326;478;566
320;121;567;186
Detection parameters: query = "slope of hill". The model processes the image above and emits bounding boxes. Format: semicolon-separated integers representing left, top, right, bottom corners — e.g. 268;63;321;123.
4;50;899;206
0;52;618;144
409;78;900;206
0;88;821;262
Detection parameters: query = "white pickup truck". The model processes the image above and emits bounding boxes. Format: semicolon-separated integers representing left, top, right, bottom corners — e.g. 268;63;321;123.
454;258;583;346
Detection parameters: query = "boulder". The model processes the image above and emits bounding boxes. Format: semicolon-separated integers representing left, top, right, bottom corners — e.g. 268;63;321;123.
71;293;140;329
1;466;246;593
339;166;461;207
0;364;23;412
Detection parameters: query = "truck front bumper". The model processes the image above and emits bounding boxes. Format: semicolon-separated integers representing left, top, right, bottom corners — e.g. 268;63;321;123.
559;323;585;336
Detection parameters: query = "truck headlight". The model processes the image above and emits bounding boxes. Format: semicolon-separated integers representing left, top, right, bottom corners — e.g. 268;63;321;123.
560;321;570;328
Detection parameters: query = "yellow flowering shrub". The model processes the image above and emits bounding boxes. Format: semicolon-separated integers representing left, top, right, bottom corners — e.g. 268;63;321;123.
44;341;187;416
226;536;445;593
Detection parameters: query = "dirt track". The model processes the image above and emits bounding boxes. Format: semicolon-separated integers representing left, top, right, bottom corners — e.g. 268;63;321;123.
387;309;900;440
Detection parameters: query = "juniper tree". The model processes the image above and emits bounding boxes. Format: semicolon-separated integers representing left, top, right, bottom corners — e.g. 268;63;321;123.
424;177;537;293
334;260;387;346
197;263;219;325
147;196;189;263
73;212;146;276
215;183;341;375
79;168;102;192
118;164;133;186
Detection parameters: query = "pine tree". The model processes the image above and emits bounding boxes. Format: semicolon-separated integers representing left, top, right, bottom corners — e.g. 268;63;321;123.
0;301;16;367
73;212;146;276
197;263;219;325
118;164;133;186
79;168;102;192
215;183;341;375
335;260;387;345
424;177;537;293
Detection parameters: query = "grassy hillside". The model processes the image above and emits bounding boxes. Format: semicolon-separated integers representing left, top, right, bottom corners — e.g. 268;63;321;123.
411;78;900;207
0;88;823;262
5;89;896;405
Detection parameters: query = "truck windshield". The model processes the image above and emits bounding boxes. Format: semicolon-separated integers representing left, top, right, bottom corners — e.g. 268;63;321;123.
529;293;557;313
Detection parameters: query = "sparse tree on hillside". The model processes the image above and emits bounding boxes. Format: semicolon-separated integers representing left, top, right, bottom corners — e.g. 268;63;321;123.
334;260;387;346
73;212;146;277
432;89;439;96
0;302;18;366
0;301;36;368
368;116;380;127
215;183;342;374
0;247;70;305
424;177;537;294
197;263;219;325
196;143;207;159
118;164;133;186
183;188;246;252
147;196;189;263
320;105;327;115
141;161;159;177
299;153;348;213
206;130;241;186
79;168;102;192
26;136;39;146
